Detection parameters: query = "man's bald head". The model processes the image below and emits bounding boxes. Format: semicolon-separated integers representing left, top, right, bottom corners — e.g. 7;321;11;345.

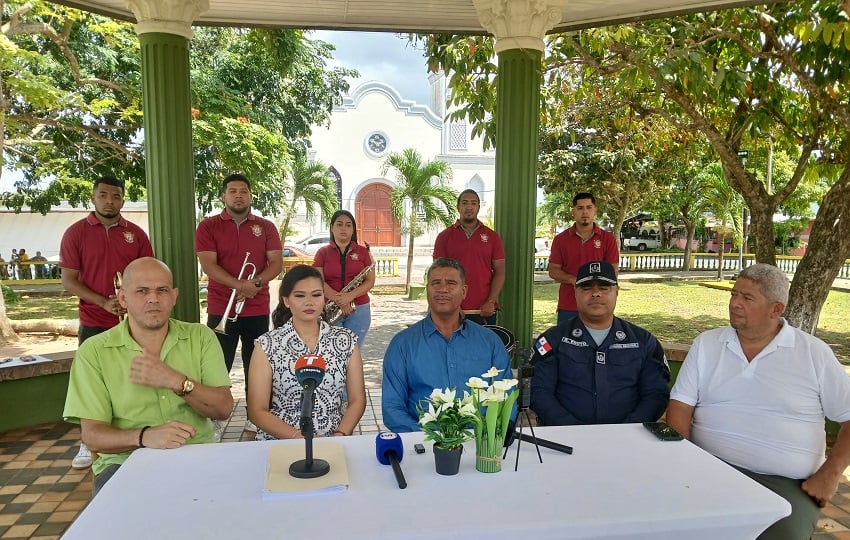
122;257;173;289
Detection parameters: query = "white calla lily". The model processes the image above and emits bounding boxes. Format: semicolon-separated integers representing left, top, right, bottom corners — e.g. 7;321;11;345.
466;377;489;390
493;379;518;392
482;366;502;378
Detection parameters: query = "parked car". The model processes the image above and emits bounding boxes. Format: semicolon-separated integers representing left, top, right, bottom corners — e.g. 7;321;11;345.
283;244;313;272
294;232;331;254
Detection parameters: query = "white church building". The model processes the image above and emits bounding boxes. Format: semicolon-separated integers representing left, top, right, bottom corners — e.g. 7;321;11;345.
297;75;496;247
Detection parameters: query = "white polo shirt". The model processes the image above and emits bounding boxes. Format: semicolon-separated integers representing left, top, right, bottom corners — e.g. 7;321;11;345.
671;319;850;479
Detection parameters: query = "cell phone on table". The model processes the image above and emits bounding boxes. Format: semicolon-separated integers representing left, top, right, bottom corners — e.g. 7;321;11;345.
414;443;426;454
643;421;684;441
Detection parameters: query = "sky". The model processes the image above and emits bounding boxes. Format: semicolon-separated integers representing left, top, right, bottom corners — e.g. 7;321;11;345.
313;30;432;106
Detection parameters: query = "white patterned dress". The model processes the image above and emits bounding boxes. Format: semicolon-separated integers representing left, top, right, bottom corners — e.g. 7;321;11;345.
254;319;357;440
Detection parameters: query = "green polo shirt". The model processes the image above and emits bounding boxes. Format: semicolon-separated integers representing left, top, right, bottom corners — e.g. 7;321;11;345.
64;319;231;475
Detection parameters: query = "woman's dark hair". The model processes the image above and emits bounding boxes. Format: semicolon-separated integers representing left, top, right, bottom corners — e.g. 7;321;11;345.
329;210;358;245
271;265;324;328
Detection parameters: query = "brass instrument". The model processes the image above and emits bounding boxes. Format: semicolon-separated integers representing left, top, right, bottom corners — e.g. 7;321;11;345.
113;271;124;321
213;252;257;334
323;246;374;324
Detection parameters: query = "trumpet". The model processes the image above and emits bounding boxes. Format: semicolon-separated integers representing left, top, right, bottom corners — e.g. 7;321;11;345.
113;271;124;321
213;252;257;334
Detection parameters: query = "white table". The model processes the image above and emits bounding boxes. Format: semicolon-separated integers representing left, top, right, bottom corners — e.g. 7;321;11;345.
63;424;790;539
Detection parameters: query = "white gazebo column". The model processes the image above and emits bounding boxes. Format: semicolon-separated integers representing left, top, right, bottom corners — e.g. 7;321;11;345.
127;0;208;322
473;0;566;352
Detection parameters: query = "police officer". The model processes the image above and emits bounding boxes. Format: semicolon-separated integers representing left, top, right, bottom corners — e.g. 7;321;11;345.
530;260;670;425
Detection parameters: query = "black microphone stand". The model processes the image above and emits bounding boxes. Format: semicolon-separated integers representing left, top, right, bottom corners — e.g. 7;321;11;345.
289;384;330;479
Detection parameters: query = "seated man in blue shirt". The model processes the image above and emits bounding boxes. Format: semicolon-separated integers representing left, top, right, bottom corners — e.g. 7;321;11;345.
530;260;670;425
382;257;512;432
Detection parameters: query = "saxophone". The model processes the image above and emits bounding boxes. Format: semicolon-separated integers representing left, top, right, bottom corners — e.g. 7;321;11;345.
323;246;374;324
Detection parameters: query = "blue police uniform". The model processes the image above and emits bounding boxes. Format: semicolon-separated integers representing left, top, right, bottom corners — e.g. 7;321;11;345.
529;316;670;425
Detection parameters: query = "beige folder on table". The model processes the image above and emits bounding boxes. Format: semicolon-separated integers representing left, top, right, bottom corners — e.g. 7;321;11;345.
262;442;349;499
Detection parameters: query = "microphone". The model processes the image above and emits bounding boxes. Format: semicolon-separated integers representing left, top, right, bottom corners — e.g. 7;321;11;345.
294;355;326;432
375;432;407;489
289;355;330;480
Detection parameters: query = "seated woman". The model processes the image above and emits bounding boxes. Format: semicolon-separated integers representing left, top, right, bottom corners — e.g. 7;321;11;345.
247;265;366;439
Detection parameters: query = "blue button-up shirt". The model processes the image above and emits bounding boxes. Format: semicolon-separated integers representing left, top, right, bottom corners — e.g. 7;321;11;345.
382;315;512;432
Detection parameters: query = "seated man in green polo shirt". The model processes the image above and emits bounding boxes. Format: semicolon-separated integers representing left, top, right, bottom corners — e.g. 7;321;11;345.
64;257;234;495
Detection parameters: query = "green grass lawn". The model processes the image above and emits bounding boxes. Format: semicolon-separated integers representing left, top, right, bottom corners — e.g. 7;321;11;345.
7;282;850;361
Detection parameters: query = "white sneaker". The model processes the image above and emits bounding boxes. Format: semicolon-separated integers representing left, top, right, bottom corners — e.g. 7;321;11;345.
72;442;92;469
244;420;257;432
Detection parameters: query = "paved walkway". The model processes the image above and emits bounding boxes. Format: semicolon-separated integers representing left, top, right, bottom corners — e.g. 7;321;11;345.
3;285;850;538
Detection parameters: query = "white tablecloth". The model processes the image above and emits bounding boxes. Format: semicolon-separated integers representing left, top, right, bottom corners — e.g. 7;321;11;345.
63;424;790;540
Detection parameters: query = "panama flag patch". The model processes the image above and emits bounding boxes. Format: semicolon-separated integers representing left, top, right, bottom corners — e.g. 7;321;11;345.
536;336;552;356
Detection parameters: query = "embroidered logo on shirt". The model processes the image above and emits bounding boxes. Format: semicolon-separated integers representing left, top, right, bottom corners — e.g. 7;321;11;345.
572;328;583;338
480;234;489;243
123;231;135;244
535;336;552;356
596;351;606;364
351;253;360;261
594;239;602;249
562;337;588;347
251;224;262;237
615;331;626;341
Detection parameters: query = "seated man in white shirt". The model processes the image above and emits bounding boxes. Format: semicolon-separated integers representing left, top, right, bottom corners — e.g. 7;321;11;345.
667;263;850;540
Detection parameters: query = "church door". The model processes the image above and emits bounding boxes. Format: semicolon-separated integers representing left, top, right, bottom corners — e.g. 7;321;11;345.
356;183;400;247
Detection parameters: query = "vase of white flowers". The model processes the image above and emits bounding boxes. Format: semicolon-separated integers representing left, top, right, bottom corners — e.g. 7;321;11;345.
466;367;519;473
417;388;477;475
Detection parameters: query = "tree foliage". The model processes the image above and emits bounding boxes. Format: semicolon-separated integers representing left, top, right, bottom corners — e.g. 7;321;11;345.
2;5;356;218
1;1;145;212
276;148;338;247
419;0;850;332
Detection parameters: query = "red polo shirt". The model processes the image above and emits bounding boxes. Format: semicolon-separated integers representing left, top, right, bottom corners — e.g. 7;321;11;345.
60;213;154;328
313;242;371;305
433;221;505;311
195;210;282;317
549;223;620;311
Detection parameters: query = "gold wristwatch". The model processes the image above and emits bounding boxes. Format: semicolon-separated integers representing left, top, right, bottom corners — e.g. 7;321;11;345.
175;376;194;396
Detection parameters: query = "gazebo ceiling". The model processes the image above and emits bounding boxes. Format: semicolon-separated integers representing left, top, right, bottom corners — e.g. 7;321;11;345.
55;0;768;34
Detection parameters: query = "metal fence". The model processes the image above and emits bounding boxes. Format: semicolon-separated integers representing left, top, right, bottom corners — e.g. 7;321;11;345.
533;252;850;278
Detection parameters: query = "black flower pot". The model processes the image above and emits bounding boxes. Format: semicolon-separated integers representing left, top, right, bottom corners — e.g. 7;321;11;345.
433;444;463;475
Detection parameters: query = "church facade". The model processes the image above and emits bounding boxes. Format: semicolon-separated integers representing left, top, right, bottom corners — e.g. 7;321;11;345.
301;76;496;247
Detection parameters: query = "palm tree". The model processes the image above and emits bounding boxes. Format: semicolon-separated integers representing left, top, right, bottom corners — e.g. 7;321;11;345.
697;162;744;280
382;148;458;294
279;150;339;246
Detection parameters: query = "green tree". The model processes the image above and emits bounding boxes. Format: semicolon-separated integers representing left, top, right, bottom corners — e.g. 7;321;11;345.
419;1;850;332
381;148;457;294
190;27;356;216
1;1;145;212
278;149;338;247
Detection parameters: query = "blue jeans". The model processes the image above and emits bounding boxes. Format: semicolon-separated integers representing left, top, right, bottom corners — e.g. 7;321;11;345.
337;302;371;347
335;303;370;402
557;310;578;325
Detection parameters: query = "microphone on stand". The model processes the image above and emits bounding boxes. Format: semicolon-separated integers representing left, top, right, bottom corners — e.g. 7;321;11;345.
375;432;407;489
289;355;330;479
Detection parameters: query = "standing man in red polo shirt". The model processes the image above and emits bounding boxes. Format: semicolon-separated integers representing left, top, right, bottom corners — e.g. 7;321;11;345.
433;189;505;325
548;192;620;324
195;174;282;431
60;175;154;469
